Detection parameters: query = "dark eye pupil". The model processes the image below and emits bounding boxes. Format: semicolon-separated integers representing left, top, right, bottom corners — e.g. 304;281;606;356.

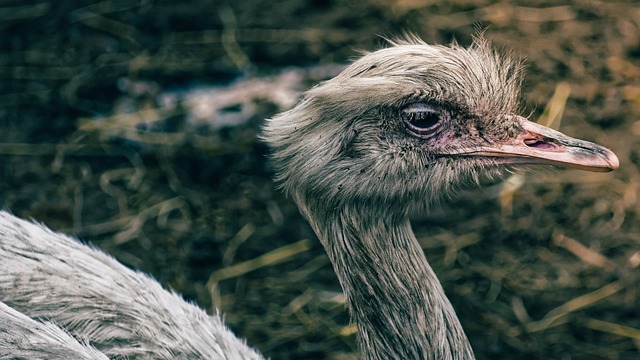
407;111;439;129
400;103;444;136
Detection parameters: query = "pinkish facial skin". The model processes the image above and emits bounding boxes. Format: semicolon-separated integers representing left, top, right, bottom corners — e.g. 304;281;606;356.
443;116;619;172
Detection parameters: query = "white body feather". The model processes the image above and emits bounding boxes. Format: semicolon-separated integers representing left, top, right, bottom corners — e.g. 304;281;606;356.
0;211;263;360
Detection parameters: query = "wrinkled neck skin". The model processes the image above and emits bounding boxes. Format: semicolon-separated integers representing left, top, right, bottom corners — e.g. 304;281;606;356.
297;198;475;360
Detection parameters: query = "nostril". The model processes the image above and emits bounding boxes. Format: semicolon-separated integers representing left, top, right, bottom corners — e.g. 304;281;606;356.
524;138;557;150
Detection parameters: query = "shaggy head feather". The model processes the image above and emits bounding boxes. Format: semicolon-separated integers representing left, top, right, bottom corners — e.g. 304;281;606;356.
264;36;526;215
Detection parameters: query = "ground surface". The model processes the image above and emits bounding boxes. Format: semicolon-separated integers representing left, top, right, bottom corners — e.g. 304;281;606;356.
0;1;639;359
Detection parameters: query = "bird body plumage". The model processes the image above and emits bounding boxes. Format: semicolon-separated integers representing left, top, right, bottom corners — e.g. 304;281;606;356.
0;212;264;359
0;35;617;359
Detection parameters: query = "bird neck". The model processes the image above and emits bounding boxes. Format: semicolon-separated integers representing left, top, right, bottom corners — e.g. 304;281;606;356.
300;201;474;360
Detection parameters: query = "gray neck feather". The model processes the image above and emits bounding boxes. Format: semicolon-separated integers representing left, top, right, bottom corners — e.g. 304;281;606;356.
298;201;475;360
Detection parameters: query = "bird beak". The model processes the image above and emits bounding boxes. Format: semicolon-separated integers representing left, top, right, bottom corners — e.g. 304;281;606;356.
450;116;619;172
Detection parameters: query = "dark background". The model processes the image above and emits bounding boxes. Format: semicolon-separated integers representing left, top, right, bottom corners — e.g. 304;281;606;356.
1;0;639;359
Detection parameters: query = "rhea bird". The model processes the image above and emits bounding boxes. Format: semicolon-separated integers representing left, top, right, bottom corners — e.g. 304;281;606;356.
0;36;618;359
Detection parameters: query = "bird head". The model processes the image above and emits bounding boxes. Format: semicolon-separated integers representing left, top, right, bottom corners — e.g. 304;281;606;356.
263;36;618;215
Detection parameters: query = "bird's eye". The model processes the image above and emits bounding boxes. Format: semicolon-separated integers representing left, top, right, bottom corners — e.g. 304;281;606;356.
400;103;445;137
